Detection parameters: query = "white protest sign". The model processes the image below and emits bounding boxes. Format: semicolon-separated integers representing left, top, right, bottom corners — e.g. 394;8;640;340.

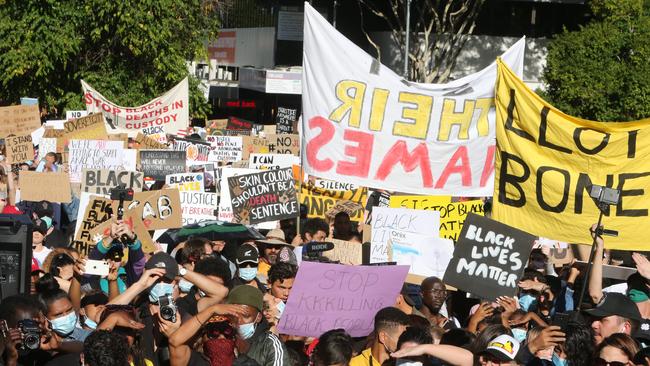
218;168;258;222
391;234;454;281
315;179;358;191
68;140;125;183
370;207;440;263
165;172;205;192
248;153;300;170
206;135;243;162
66;110;88;120
180;191;218;225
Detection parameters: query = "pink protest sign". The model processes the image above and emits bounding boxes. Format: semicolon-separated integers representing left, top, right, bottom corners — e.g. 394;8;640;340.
277;262;409;337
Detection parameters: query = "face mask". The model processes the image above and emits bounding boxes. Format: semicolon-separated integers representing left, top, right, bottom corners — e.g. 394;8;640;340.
203;338;236;366
519;294;536;311
50;311;77;336
552;353;568;366
396;360;423;366
84;316;97;330
178;279;194;293
239;267;258;282
149;282;174;303
275;301;286;319
237;322;256;340
511;328;527;343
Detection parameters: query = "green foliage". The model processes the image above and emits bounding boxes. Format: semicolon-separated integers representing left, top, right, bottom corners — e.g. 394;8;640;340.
543;1;650;121
0;0;220;120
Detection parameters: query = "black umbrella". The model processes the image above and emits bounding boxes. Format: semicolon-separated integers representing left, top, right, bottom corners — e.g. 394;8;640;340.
176;220;265;242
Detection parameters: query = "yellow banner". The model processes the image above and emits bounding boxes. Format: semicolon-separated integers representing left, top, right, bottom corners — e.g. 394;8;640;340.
493;59;650;250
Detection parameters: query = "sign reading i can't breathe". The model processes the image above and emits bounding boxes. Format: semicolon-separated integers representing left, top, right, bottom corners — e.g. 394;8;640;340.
443;213;535;301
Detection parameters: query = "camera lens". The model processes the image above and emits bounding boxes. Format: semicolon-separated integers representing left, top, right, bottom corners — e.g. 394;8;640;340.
161;306;173;321
23;334;40;350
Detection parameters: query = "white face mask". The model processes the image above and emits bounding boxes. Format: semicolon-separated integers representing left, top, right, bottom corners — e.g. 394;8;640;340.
396;360;423;366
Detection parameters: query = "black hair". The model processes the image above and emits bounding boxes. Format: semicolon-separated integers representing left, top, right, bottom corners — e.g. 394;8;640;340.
194;257;232;288
527;249;548;271
0;294;41;328
440;328;476;350
374;307;410;333
332;212;358;241
563;321;595;366
397;326;434;349
312;329;353;366
35;274;71;315
80;292;109;308
268;262;298;285
49;252;74;277
179;237;211;264
301;218;329;239
83;330;130;366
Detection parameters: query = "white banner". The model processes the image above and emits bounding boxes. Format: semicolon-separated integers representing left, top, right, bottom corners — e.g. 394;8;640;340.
81;78;189;143
301;4;525;196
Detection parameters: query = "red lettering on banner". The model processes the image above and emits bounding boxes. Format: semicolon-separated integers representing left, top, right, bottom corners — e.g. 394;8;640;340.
480;145;496;187
435;146;471;188
306;116;335;171
336;129;373;177
375;141;433;187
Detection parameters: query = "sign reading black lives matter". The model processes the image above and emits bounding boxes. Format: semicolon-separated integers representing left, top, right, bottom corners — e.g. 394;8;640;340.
443;213;536;301
139;150;186;181
227;167;298;225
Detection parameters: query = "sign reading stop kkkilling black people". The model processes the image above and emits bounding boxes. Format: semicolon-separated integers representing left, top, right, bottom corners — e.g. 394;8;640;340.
443;213;535;301
227;167;298;224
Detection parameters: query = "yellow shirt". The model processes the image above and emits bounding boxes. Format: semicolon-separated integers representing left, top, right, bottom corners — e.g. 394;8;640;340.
258;260;271;284
349;348;381;366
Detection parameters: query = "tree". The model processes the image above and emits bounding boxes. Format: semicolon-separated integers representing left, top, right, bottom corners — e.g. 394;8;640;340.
358;0;485;83
0;0;221;120
543;0;650;121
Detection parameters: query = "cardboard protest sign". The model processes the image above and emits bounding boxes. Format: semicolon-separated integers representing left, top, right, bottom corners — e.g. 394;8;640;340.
324;239;363;265
207;119;228;132
228;168;298;224
134;133;168;149
443;213;536;301
67;140;125;183
371;207;440;263
172;137;210;164
73;196;113;256
248;154;300;170
276;107;297;134
218;168;258;222
325;200;363;219
125;189;182;230
314;179;358;191
267;134;300;155
139;150;186;181
300;189;364;222
493;60;650;250
19;172;72;203
301;182;367;204
165;172;204;192
0;105;41;138
179;191;218;225
5;135;34;164
242;136;269;160
277;262;409;337
535;237;573;266
206;136;243;162
82;78;189;143
89;214;156;254
81;170;143;195
57;113;108;152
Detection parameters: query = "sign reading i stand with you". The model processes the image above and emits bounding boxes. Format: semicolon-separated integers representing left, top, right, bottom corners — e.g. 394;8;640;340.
443;213;536;301
227;167;298;224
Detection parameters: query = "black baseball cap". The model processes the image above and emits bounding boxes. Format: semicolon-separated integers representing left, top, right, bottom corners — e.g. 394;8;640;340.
401;284;416;307
584;292;642;321
34;200;54;218
144;252;179;281
236;244;259;266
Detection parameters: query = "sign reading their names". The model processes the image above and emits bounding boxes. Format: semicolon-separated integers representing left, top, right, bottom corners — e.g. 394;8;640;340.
443;213;535;301
228;168;298;224
277;262;409;337
139;150;186;181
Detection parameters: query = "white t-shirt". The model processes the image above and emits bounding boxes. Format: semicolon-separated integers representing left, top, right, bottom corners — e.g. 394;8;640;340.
33;246;52;267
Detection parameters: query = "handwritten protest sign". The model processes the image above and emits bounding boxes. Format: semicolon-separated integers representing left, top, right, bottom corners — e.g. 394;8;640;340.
20;172;72;203
228;168;298;224
324;239;363;265
73;196;113;255
125;189;182;230
139;150;186;181
300;190;364;222
277;262;409;337
249;154;299;170
67;140;125;183
165;172;204;192
206;135;243;162
38;138;57;160
371;207;440;263
325;200;363;219
89;214;156;254
0;105;41;138
390;235;454;284
180;191;217;225
218;168;257;222
315;179;358;191
57;113;108;152
134;133;167;149
443;213;535;301
81;170;143;195
301;182;367;204
276;107;297;134
5;135;34;164
172;137;210;164
267;134;300;155
242;136;269;160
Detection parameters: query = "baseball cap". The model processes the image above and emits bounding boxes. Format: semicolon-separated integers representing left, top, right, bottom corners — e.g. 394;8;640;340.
34;200;54;218
31;258;40;273
144;252;179;281
256;229;288;246
227;285;264;312
236;244;259;266
584;292;642;321
400;284;416;307
628;273;650;303
484;335;520;362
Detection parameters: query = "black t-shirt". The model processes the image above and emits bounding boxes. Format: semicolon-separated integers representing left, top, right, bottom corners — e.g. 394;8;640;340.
176;288;200;316
44;352;81;366
45;228;69;248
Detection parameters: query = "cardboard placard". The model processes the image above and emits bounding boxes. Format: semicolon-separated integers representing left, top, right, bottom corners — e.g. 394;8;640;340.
81;169;143;195
0;105;41;138
324;239;363;265
89;214;156;254
276;107;297;134
5;135;34;164
125;188;182;230
228;168;298;225
19;171;72;203
242;136;269;160
443;214;536;301
277;262;409;337
139;150;186;181
248;153;300;170
267;134;300;155
171;137;210;163
300;190;364;222
207;119;228;132
179;191;218;225
67;140;125;183
73;196;113;256
165;172;205;192
134;133;168;150
57;113;108;152
206;136;243;163
325;200;363;219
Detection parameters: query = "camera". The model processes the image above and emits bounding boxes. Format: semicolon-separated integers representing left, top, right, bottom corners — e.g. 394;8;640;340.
17;319;41;351
589;185;621;206
159;295;177;323
301;241;337;263
110;186;134;202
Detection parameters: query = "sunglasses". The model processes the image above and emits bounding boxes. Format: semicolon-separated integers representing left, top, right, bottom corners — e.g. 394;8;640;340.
594;358;629;366
205;321;236;340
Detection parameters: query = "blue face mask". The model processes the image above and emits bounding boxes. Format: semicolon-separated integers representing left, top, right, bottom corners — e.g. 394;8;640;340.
149;282;174;303
511;328;527;343
50;311;77;336
178;279;194;293
552;353;567;366
519;294;536;312
84;316;97;330
237;322;256;340
239;267;258;282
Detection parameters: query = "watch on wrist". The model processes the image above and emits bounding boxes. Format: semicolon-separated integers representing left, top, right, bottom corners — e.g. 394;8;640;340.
179;267;187;277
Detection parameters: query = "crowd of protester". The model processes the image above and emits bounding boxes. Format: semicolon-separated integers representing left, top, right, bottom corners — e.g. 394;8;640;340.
2;154;650;366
